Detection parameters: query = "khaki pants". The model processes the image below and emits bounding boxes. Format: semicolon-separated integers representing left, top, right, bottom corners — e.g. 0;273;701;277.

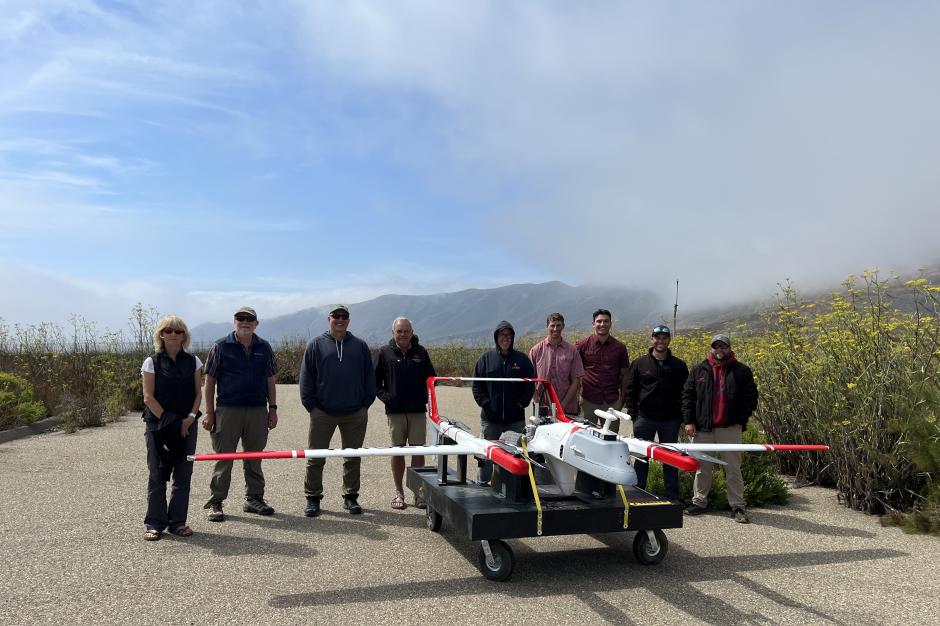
304;408;369;498
691;425;745;509
208;406;269;504
580;398;631;436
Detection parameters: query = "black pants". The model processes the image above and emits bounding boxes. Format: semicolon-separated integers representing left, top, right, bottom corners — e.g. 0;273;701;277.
632;416;681;500
144;420;198;531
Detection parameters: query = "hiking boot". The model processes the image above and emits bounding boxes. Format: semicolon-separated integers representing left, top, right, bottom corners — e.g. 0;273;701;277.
243;498;274;516
304;497;322;518
207;502;225;522
343;495;363;515
684;503;708;516
733;507;750;524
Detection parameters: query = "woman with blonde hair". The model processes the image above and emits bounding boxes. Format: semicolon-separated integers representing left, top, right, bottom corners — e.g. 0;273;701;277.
141;315;203;541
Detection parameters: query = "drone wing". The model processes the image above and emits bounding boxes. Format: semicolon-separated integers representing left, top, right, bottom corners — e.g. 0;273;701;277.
189;444;476;462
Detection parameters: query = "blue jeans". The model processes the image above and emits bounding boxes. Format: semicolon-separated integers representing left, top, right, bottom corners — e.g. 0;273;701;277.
632;416;681;500
145;420;198;531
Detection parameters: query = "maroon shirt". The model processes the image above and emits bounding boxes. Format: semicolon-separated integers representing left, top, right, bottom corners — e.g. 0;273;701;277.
576;334;630;404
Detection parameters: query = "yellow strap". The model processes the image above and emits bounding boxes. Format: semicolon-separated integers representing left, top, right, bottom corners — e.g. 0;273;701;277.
617;484;629;529
520;437;543;536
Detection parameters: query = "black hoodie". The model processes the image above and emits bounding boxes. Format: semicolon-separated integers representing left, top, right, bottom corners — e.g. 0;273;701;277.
375;335;437;414
471;321;535;424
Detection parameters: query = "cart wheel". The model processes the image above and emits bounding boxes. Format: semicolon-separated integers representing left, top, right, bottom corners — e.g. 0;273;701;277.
477;540;514;581
633;529;668;565
426;506;442;532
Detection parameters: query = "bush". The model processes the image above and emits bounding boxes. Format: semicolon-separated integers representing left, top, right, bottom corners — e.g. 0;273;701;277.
755;272;940;531
0;371;47;430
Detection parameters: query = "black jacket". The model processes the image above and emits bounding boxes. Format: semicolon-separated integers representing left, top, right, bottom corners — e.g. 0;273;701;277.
625;349;689;421
375;336;437;414
681;356;758;431
472;321;535;424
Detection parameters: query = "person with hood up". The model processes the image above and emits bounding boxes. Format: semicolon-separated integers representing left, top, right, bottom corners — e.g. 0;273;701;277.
471;321;535;483
299;305;376;517
375;317;437;510
681;334;758;523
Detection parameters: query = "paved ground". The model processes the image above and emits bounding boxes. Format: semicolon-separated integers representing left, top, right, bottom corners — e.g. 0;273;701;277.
1;384;937;625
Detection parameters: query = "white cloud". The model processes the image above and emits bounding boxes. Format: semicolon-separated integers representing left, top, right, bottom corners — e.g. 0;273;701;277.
1;2;938;325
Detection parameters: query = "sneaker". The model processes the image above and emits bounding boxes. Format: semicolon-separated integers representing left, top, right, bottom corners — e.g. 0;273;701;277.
207;502;225;522
684;503;708;516
243;498;274;516
733;507;750;524
343;495;363;515
304;497;322;517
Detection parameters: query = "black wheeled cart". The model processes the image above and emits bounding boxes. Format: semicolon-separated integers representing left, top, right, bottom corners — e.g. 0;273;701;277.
406;444;683;581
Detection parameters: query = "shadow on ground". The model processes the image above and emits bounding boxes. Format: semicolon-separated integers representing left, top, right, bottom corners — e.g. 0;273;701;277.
269;529;906;625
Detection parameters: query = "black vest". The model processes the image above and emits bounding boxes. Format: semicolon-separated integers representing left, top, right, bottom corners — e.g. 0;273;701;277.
150;351;198;416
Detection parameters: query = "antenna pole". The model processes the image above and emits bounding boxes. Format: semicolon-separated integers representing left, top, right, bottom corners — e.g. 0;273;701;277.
673;280;679;335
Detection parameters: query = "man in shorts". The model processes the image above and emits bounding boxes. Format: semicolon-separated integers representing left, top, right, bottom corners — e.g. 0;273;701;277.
375;317;437;510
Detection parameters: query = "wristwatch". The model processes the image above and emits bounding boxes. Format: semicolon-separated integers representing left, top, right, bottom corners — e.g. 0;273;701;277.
268;404;278;410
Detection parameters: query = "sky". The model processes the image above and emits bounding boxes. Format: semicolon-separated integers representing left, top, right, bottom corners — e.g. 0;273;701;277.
2;1;939;332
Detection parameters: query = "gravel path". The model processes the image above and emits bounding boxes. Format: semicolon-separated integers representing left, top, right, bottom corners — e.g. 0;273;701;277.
0;384;937;625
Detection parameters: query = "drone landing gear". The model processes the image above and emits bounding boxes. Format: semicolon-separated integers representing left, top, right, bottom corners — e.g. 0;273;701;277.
478;539;514;581
633;529;668;565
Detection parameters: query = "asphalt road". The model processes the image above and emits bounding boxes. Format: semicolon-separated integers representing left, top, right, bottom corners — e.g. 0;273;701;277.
1;384;937;625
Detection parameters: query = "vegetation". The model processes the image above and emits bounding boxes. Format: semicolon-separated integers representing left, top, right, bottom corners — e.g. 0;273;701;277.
0;305;158;433
752;272;940;534
0;372;46;430
1;271;937;532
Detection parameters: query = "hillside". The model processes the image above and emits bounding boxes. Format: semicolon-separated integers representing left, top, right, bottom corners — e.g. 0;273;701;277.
190;281;666;346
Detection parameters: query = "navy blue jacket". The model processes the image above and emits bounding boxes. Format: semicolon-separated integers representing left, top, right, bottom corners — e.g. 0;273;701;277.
206;333;276;407
299;331;376;415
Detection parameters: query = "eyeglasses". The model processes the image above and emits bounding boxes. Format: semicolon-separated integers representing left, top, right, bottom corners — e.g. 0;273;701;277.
331;313;349;320
235;315;256;322
711;344;729;350
163;329;185;335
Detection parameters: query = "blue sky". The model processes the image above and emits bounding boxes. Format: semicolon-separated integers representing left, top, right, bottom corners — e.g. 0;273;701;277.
2;1;939;330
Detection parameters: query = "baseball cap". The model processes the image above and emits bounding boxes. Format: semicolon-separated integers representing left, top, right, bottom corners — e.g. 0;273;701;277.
329;304;350;315
234;306;257;320
711;334;731;348
652;325;671;336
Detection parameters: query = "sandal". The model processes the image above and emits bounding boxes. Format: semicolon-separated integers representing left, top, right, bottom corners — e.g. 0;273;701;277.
144;529;162;541
169;525;193;537
413;495;427;510
391;493;407;510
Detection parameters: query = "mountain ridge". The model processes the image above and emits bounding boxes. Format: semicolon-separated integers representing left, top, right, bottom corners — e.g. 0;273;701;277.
190;281;667;346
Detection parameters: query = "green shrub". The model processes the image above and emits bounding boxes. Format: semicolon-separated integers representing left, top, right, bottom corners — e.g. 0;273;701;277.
0;371;47;430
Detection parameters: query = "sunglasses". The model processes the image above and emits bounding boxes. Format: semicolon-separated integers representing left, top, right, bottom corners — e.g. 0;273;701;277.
235;315;256;322
163;329;185;335
331;313;349;320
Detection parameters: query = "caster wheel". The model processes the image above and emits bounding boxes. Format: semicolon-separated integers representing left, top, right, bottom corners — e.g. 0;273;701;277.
478;540;514;581
633;529;668;565
426;506;442;532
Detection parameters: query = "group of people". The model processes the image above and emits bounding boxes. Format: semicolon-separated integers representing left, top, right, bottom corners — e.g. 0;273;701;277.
140;305;758;541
